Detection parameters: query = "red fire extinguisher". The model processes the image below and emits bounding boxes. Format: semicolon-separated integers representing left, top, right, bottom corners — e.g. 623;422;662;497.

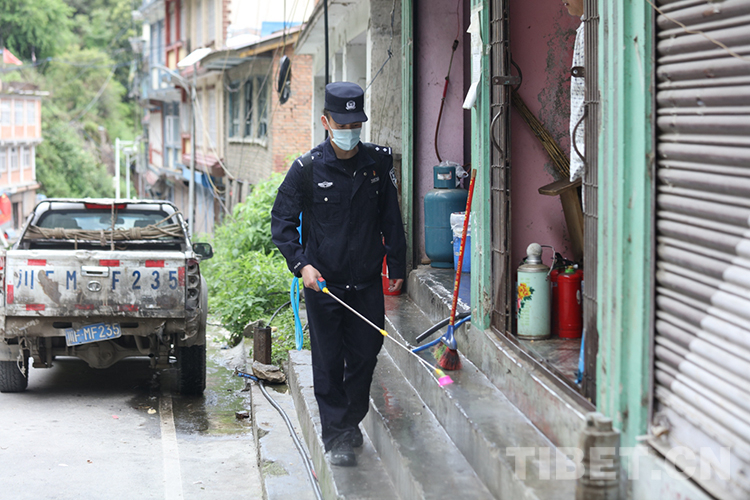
550;266;583;338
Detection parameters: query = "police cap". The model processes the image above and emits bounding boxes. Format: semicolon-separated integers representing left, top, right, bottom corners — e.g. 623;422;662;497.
324;82;368;125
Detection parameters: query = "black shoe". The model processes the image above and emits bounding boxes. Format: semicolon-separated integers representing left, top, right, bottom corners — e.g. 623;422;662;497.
329;435;356;467
349;428;363;448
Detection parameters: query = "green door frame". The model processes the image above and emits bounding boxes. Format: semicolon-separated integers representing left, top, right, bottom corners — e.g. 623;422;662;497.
596;0;655;448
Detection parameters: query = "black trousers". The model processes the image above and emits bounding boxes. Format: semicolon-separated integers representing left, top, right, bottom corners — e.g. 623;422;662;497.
304;283;384;451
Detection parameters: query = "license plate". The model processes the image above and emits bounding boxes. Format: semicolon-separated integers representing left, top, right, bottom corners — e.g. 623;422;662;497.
64;323;122;346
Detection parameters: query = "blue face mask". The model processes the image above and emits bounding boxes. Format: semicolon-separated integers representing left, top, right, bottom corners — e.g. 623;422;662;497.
330;126;361;151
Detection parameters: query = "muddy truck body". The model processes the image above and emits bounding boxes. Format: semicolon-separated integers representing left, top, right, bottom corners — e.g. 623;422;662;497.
0;199;212;394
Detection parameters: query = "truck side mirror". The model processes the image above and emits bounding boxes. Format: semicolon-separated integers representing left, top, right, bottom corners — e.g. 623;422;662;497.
193;242;213;260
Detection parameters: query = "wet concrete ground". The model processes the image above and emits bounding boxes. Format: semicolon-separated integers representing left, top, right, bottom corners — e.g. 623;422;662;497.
0;325;263;500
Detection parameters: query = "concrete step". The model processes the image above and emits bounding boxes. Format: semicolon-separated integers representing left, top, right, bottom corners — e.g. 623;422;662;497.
382;294;578;499
364;349;495;499
287;350;400;500
408;266;592;450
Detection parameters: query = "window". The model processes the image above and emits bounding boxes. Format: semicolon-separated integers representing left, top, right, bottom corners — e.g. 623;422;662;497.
0;148;6;174
256;77;268;139
208;89;217;147
243;79;253;137
228;84;240;138
27;101;35;126
195;89;203;147
168;1;177;45
207;0;216;43
195;0;203;46
180;0;186;42
158;20;165;65
165;103;180;168
10;148;18;171
21;147;30;169
1;101;9;125
14;101;23;126
165;103;180;146
150;23;158;63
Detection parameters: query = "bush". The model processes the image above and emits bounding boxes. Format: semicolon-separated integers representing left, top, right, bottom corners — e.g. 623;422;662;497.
203;173;310;361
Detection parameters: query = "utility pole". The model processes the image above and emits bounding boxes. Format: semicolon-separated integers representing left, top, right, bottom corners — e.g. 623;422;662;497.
115;138;120;198
188;63;197;237
114;138;135;199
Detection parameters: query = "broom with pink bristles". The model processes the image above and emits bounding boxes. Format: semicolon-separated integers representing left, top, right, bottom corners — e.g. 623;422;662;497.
434;168;477;371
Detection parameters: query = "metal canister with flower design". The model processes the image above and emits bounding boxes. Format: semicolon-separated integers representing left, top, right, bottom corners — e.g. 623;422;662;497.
516;243;551;340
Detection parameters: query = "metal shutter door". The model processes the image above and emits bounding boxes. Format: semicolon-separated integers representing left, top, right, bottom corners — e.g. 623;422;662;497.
652;1;750;498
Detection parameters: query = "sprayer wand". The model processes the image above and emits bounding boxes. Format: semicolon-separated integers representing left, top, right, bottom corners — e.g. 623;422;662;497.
316;277;453;387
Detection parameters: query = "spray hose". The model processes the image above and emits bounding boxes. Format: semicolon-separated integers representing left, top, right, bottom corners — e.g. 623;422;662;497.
290;277;304;350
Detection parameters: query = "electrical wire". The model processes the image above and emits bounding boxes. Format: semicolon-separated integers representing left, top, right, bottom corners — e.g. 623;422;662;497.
71;66;117;122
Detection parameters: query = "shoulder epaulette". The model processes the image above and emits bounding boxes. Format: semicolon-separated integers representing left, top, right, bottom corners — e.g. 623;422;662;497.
363;143;392;156
296;151;314;168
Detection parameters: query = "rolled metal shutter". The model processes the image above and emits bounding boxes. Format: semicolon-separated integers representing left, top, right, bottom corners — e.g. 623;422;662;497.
652;1;750;499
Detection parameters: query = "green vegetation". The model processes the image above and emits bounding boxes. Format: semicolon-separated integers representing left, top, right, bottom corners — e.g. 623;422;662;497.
202;173;310;366
0;0;138;198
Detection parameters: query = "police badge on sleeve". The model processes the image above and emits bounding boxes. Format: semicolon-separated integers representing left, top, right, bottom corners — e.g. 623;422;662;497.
389;167;398;188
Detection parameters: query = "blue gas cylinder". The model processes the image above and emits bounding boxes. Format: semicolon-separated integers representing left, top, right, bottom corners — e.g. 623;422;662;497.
424;166;468;268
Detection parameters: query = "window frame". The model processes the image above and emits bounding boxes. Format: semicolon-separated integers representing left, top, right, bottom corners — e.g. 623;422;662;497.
227;82;240;138
1;101;10;125
10;147;19;171
14;101;23;126
256;76;268;139
243;78;254;138
26;101;35;126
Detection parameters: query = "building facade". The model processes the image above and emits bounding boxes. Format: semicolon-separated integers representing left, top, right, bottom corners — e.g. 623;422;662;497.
0;74;44;232
138;0;226;236
201;26;313;211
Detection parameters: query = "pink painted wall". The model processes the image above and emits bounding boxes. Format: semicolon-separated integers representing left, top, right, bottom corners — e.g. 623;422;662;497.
509;1;581;265
413;0;580;267
415;0;466;264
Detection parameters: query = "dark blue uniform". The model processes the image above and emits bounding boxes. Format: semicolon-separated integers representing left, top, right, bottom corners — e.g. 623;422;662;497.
271;137;406;450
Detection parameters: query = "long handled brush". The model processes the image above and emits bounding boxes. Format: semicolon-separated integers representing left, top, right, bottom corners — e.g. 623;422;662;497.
316;277;454;387
435;169;477;371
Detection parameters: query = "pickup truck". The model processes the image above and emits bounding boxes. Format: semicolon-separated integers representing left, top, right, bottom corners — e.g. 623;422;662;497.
0;199;212;394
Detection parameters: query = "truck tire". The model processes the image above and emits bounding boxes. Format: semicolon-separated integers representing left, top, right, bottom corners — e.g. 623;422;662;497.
0;355;29;393
178;344;206;395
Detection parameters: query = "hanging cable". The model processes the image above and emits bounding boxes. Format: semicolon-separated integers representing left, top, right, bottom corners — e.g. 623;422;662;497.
434;38;460;163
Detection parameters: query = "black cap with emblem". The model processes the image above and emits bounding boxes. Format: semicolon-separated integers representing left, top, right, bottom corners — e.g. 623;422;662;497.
324;82;368;124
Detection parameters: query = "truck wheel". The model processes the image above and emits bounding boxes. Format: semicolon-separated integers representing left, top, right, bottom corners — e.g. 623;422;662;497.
0;355;29;393
178;344;206;395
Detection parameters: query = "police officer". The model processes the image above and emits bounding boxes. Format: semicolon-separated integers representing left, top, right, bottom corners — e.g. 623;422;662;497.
271;82;407;467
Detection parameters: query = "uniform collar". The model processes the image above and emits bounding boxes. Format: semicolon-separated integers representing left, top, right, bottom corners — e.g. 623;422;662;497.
321;137;376;172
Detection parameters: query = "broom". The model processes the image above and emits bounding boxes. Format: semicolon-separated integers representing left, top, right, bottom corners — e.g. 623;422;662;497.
435;169;477;371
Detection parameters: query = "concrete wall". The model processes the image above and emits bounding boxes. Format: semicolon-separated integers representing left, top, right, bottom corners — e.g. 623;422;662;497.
412;0;576;266
368;0;402;150
508;1;580;266
303;0;400;152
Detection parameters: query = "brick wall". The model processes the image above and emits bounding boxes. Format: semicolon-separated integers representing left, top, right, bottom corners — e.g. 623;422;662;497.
270;48;313;173
223;47;312;187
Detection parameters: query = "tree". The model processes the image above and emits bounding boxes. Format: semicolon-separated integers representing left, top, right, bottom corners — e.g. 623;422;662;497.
0;0;73;61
